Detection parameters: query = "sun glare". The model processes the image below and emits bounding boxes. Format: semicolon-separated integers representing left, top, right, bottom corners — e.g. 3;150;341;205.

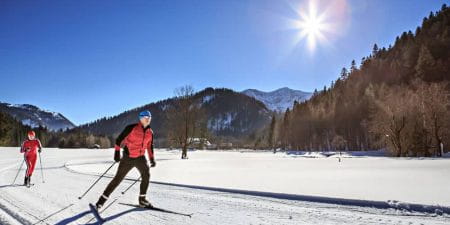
293;1;331;51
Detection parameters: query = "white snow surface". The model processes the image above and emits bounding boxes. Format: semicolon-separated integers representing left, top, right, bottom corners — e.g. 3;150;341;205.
0;147;449;224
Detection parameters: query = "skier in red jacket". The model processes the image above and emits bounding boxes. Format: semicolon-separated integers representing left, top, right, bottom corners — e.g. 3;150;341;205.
20;130;42;186
95;110;156;209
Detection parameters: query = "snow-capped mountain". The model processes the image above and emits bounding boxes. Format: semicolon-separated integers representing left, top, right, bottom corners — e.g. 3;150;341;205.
241;87;312;112
0;102;75;131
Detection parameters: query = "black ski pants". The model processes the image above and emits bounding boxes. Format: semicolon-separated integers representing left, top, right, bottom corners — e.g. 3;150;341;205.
102;155;150;197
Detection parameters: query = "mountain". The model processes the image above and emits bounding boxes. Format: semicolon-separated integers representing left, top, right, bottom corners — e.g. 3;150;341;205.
0;102;76;131
241;87;312;112
78;88;272;142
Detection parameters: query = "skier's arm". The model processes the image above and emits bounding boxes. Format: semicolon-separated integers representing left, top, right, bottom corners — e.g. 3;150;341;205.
113;124;134;162
114;124;135;151
148;130;156;167
20;141;26;153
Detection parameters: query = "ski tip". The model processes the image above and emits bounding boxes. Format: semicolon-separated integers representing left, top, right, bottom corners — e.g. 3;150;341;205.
88;203;98;212
89;203;105;223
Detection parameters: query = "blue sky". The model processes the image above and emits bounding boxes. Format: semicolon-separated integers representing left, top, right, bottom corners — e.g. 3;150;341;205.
0;0;447;125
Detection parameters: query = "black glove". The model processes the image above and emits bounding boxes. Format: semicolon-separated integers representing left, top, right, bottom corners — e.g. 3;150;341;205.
114;151;121;162
38;148;42;153
150;159;156;167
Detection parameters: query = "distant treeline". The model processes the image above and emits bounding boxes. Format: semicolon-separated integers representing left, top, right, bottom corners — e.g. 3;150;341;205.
266;5;450;157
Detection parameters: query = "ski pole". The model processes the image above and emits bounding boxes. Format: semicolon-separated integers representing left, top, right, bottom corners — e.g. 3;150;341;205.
78;162;116;200
12;158;25;185
86;175;147;223
39;151;45;183
121;176;141;194
89;176;141;221
86;176;141;224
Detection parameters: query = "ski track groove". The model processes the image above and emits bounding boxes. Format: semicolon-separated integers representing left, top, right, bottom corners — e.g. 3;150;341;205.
0;161;50;225
0;199;33;225
0;187;47;225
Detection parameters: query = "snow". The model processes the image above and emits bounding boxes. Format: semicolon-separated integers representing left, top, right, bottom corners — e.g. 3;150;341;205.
207;112;235;131
147;150;450;206
201;94;215;104
242;87;312;112
2;102;75;131
21;119;39;128
0;147;449;224
159;104;168;111
14;104;37;110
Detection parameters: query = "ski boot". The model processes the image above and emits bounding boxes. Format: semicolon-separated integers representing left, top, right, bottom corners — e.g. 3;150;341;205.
139;195;153;208
27;176;31;187
95;194;108;210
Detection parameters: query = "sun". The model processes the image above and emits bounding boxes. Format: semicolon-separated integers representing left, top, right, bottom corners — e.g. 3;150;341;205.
293;1;329;51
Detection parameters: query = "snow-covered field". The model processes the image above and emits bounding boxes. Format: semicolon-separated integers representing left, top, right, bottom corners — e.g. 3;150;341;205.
0;147;449;224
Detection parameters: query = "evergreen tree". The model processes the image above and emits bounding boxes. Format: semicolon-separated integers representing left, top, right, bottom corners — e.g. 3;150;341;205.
350;59;357;72
268;114;276;150
372;43;379;56
415;45;435;80
340;67;348;80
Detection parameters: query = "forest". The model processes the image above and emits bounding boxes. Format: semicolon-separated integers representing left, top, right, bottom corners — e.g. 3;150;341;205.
268;5;450;156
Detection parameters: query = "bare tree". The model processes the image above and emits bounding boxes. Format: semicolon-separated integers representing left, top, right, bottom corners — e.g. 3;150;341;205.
331;135;346;162
368;85;413;156
85;134;96;148
166;85;204;159
416;80;450;156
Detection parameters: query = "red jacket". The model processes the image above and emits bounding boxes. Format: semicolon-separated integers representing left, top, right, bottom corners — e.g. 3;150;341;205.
21;139;42;155
115;123;154;160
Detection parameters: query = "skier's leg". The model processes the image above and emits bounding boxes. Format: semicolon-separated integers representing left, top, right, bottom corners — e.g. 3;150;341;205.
135;157;150;196
28;154;37;177
96;156;133;207
24;155;29;185
135;156;151;207
25;154;32;184
28;154;37;184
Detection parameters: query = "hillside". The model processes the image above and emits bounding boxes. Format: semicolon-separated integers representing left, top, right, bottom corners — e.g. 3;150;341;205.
78;88;272;145
275;4;450;156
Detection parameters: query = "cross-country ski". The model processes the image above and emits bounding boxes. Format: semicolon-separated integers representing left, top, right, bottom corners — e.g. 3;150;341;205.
119;203;193;217
89;203;105;224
